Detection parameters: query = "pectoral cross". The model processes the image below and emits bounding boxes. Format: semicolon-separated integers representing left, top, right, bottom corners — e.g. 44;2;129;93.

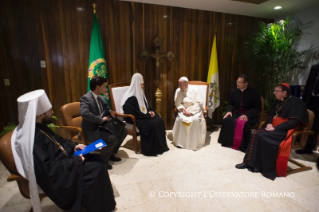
140;37;174;116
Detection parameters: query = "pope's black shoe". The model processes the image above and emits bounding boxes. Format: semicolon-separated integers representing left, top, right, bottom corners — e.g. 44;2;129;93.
295;147;313;154
235;163;248;169
110;154;122;162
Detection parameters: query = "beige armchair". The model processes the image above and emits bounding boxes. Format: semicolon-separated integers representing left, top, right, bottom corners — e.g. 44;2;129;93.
0;130;47;212
60;102;88;145
258;109;314;175
174;81;209;121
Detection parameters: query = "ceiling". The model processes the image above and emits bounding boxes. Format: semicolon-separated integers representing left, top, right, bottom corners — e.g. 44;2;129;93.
119;0;319;19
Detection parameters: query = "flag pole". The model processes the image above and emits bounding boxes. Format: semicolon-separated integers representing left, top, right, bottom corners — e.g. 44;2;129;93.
87;3;111;107
206;29;220;127
92;3;96;14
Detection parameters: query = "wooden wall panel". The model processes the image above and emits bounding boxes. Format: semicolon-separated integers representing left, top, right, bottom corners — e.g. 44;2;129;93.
0;0;272;136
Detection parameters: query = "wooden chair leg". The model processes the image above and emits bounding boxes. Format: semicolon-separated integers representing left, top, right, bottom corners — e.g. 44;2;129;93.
132;132;138;154
287;158;312;175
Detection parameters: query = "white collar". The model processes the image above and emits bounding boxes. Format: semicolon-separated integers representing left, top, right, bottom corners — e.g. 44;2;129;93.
240;87;247;92
91;91;99;99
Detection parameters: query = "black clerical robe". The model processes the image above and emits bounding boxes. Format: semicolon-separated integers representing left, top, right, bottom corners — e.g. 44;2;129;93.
302;63;319;149
218;87;261;151
243;96;308;180
33;123;115;212
123;96;169;156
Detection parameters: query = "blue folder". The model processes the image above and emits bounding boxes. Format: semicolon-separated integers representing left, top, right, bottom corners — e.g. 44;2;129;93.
74;139;106;156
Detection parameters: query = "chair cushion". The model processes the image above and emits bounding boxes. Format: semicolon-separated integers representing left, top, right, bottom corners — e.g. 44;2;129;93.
125;123;139;133
111;86;129;112
60;102;82;127
188;84;207;110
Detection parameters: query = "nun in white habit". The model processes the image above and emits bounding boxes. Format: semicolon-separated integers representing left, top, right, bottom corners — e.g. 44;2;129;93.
172;77;206;150
121;73;169;156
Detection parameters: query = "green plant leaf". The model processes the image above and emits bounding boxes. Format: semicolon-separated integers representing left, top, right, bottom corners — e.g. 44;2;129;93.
244;17;319;109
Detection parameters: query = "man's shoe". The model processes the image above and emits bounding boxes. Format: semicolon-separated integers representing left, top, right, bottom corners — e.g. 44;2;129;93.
110;154;122;162
295;147;313;154
235;163;248;169
107;163;113;170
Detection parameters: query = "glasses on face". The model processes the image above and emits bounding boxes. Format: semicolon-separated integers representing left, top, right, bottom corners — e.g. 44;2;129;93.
274;90;282;93
236;81;246;84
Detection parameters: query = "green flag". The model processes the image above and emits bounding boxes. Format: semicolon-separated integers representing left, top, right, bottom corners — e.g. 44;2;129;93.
87;13;111;107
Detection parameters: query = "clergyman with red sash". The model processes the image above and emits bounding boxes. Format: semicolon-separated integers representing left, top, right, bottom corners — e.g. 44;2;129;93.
218;75;262;152
235;83;309;180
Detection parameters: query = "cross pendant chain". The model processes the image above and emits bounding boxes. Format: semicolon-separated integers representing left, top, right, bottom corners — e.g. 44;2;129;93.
36;128;67;155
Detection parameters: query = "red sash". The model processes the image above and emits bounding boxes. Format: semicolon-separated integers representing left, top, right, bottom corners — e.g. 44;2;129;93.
272;117;300;177
232;119;246;150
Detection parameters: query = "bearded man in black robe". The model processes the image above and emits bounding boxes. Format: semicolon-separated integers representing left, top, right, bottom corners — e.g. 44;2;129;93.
121;73;169;156
34;108;116;211
11;90;116;212
235;83;308;180
218;75;261;152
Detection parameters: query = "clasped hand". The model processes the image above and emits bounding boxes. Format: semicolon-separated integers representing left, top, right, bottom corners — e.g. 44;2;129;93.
148;111;155;118
102;111;116;122
239;115;248;121
74;144;87;162
223;112;247;121
223;112;232;119
265;124;275;131
182;108;192;117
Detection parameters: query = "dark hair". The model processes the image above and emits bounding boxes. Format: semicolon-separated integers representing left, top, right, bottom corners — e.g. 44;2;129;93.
275;84;291;96
90;76;107;91
238;74;249;83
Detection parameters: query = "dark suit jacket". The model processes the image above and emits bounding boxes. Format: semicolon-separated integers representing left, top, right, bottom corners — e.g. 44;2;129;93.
303;63;319;107
80;92;111;142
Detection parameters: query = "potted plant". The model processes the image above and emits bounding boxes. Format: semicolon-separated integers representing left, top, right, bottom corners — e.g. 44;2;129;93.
244;17;319;111
0;116;59;138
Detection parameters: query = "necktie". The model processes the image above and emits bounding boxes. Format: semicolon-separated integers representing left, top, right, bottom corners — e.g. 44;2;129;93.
97;97;103;115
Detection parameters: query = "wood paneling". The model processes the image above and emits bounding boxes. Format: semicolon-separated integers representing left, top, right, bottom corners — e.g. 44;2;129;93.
0;0;272;136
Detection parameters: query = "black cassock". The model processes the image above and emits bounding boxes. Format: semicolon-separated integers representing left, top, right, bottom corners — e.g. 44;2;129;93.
123;96;169;156
218;87;261;151
243;96;308;180
33;123;115;212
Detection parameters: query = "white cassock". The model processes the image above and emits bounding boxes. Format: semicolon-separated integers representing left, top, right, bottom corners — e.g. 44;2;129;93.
172;86;206;150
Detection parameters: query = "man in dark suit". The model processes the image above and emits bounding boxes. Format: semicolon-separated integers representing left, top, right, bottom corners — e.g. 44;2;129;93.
296;62;319;154
80;76;128;169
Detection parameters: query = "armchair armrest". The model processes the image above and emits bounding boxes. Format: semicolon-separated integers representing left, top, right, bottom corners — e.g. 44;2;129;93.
60;126;88;145
258;121;266;129
61;126;83;133
115;112;136;122
115;112;138;131
203;106;208;116
291;131;314;146
7;174;24;182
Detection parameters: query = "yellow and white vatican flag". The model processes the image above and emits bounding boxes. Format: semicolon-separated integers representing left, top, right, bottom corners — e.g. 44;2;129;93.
206;35;220;118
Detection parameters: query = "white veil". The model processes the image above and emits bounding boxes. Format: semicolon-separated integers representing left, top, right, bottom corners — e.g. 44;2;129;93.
120;73;148;114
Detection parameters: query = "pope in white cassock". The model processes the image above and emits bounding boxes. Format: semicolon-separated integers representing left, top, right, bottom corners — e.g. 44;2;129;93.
172;77;206;150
